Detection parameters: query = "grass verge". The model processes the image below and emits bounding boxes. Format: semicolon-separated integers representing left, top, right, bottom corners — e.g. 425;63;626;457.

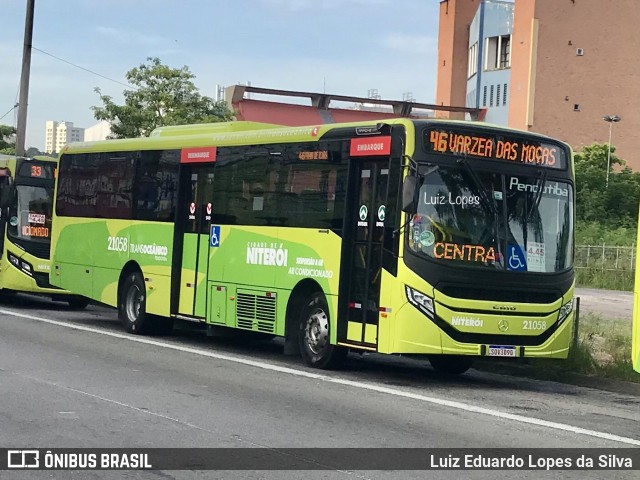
575;268;633;291
475;313;639;387
565;313;637;382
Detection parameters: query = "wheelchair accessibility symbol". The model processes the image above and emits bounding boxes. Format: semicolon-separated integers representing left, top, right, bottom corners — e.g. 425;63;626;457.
507;244;527;271
210;225;221;247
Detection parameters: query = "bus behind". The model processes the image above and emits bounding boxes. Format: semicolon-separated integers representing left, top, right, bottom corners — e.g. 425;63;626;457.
0;155;89;308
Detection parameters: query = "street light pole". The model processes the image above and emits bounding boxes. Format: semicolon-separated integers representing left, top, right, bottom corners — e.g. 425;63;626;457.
602;114;621;188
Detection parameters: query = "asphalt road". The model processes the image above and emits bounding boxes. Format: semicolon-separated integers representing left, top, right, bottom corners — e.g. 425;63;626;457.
575;288;633;321
0;293;639;479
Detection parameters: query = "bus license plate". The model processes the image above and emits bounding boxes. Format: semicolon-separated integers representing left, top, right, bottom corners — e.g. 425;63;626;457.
488;345;516;357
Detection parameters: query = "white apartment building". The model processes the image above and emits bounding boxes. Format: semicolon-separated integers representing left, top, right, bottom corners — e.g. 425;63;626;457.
84;120;112;142
44;121;85;154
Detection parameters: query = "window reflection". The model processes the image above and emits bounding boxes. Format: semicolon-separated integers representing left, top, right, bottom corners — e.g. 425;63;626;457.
408;166;573;273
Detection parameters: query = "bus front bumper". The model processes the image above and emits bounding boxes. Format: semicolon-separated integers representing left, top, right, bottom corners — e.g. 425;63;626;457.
1;259;70;297
392;301;574;359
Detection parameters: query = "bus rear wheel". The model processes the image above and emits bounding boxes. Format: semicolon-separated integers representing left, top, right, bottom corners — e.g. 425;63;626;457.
119;272;172;335
298;291;347;369
428;355;473;375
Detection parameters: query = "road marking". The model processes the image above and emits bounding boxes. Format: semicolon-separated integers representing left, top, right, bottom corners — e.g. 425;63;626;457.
11;370;372;478
15;370;220;433
2;308;640;447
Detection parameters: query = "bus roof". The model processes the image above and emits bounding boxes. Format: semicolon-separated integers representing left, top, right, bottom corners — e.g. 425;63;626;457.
149;121;285;137
61;118;570;155
0;154;56;161
62;118;412;153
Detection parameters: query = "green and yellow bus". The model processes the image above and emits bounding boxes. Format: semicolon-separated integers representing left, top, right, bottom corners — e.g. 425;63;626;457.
632;221;640;373
50;119;575;372
0;154;88;308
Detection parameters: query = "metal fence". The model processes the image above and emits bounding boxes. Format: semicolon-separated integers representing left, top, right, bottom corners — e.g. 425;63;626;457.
574;244;635;272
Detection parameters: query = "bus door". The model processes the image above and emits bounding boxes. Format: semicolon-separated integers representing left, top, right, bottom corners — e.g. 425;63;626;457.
0;166;13;256
172;148;216;318
339;136;392;349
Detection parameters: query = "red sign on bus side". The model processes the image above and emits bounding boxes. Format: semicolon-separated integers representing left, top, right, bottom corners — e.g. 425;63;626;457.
349;136;391;157
180;147;217;164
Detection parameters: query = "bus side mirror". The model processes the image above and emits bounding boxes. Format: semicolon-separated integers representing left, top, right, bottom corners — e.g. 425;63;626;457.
0;172;14;209
401;175;417;213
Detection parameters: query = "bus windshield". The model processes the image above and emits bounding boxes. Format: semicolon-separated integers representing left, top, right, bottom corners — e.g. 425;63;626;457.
8;184;54;243
407;164;573;273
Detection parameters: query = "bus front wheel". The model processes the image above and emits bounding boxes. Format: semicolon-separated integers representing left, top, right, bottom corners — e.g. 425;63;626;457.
428;355;473;375
119;272;172;335
298;292;347;369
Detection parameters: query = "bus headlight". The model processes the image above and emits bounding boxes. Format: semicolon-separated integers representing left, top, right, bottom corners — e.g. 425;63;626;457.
8;252;20;268
558;298;574;324
406;286;434;318
8;252;34;277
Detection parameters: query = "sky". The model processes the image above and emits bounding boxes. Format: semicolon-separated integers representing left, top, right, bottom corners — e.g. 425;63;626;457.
0;0;441;150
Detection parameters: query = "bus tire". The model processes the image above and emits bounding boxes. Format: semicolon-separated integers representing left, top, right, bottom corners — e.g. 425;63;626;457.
119;272;149;334
67;297;90;310
428;355;473;375
118;271;173;335
298;291;347;369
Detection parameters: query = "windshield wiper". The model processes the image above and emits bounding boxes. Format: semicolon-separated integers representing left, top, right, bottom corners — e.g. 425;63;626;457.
526;169;548;223
457;159;503;266
457;159;498;216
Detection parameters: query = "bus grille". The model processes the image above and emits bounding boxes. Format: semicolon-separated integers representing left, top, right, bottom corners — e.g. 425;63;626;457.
12;238;51;260
438;284;559;304
236;291;276;333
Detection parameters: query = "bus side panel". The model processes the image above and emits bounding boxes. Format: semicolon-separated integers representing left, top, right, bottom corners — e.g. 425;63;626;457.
208;226;341;341
53;218;175;317
92;267;118;307
275;228;341;294
143;273;172;317
125;222;174;317
634;291;640;373
275;227;342;345
210;226;340;295
51;218;103;296
633;227;640;373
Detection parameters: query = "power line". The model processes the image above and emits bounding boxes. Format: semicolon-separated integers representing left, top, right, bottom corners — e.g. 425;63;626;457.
0;104;18;122
32;47;135;89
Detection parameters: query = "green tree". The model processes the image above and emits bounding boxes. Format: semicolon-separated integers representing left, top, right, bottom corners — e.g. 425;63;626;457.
0;124;16;154
574;143;640;229
92;57;233;138
25;147;52;157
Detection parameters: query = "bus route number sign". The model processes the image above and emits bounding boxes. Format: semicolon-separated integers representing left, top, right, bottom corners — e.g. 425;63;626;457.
18;162;55;179
424;128;566;169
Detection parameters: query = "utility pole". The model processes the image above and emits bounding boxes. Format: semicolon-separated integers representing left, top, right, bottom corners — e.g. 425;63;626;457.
15;0;35;157
602;114;621;188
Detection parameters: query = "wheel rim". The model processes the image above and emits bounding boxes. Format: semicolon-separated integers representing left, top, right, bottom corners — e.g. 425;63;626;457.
304;307;329;355
125;283;143;323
